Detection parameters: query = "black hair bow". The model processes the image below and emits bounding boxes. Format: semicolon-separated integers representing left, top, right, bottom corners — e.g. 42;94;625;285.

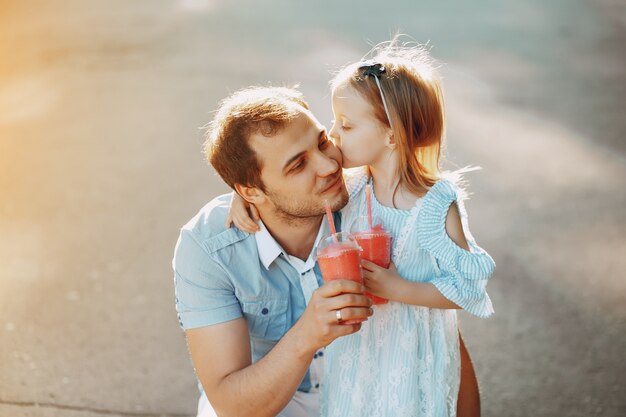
358;61;386;78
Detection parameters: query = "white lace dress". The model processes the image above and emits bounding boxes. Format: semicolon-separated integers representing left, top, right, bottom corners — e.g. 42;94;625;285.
320;171;495;417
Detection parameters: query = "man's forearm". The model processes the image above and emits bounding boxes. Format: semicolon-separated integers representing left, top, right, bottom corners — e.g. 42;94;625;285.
211;324;316;417
195;279;371;417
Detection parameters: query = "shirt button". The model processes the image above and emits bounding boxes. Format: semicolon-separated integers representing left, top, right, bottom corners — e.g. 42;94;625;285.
315;383;320;388
318;351;324;357
261;308;269;315
313;353;318;359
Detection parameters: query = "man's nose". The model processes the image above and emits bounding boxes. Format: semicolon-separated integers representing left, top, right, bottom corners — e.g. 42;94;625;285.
315;152;340;177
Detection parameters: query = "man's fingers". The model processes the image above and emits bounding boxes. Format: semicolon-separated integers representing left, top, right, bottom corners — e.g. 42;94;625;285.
317;280;365;297
326;293;372;311
331;307;373;324
335;322;362;336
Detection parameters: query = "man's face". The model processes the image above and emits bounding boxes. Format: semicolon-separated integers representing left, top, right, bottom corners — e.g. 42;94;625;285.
249;109;349;221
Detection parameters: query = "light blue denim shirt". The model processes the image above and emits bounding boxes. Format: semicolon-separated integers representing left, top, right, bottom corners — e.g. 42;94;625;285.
173;193;338;393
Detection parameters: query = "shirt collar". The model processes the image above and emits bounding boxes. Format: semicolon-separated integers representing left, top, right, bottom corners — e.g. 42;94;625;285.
254;219;328;271
255;221;284;270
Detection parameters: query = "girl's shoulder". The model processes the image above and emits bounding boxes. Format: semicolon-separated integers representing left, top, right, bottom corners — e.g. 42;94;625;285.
416;168;476;237
419;177;465;212
415;168;493;265
426;166;478;204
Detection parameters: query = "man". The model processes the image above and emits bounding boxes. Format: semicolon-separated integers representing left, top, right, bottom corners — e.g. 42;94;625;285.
173;86;481;417
173;86;373;417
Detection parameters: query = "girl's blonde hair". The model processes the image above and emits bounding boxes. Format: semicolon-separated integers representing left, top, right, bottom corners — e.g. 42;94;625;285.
331;40;445;196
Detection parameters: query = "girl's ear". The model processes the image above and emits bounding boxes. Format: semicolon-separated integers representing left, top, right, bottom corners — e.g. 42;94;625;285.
234;183;267;206
385;130;396;150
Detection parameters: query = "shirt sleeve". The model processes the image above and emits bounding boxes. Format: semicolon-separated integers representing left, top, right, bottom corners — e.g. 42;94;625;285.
417;179;496;318
173;229;242;329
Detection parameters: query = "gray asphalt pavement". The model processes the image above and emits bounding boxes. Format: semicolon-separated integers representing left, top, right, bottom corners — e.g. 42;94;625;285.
1;1;624;416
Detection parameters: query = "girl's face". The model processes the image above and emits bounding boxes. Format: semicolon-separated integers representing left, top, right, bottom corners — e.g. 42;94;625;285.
329;84;391;169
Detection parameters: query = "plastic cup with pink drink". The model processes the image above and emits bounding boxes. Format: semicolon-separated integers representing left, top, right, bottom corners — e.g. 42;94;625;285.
349;215;392;305
316;231;366;325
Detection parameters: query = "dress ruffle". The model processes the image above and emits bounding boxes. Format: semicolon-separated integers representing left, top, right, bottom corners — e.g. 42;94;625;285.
416;179;495;318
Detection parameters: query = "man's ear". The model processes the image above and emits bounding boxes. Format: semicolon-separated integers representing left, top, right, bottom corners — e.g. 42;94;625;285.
234;183;267;205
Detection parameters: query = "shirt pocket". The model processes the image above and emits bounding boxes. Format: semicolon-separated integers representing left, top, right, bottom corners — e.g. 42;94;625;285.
240;298;289;341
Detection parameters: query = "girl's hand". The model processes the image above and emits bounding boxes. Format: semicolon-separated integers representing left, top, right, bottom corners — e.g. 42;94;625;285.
225;192;260;233
361;260;404;301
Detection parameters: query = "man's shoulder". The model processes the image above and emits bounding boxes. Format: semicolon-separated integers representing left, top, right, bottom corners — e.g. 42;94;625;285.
180;193;250;254
182;193;232;234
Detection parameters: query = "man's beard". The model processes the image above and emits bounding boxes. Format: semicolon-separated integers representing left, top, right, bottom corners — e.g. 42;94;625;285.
265;182;349;226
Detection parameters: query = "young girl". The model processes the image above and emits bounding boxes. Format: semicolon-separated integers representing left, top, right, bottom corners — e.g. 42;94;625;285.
230;42;494;417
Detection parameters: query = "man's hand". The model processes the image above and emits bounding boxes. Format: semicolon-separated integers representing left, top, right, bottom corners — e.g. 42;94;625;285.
292;279;373;354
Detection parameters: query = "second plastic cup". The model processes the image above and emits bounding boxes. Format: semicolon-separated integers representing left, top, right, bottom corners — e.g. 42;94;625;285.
350;216;392;305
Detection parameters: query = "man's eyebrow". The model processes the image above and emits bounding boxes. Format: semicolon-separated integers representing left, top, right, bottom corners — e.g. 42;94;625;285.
282;129;326;172
282;151;307;172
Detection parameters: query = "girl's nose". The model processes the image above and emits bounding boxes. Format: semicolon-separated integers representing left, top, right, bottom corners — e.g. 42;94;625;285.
329;122;340;145
329;123;338;139
329;132;341;149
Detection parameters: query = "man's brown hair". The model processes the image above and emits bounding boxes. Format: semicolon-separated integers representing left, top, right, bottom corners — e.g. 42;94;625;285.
204;86;309;191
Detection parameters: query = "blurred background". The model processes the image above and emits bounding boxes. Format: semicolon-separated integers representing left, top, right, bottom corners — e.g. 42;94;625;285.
1;0;625;416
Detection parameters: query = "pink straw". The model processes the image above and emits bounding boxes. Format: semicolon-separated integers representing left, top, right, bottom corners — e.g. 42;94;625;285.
366;184;373;229
324;201;338;238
